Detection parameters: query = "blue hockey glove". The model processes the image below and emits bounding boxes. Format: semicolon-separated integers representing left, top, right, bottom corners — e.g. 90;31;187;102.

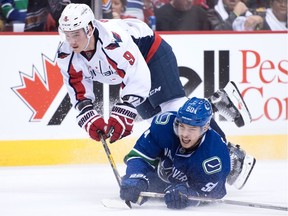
120;174;149;204
164;183;200;209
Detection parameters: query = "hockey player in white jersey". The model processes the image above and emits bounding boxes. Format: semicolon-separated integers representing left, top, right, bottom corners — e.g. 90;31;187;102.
57;3;255;189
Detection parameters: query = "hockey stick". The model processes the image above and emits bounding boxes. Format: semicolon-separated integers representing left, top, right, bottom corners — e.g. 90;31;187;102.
139;191;288;211
98;131;132;209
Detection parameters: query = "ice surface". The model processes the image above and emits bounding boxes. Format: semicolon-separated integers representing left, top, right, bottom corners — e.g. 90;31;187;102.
0;160;287;216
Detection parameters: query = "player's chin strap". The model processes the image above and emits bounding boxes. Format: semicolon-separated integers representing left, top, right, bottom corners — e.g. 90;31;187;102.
83;27;95;51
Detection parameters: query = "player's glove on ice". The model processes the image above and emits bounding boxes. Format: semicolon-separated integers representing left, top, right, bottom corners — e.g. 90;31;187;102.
164;183;200;209
106;102;137;143
76;106;107;141
120;174;149;204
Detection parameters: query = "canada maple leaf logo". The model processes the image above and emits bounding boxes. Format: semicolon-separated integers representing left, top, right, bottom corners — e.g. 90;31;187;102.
12;54;63;122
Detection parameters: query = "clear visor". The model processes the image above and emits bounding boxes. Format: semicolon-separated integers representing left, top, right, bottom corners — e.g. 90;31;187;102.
58;19;96;45
58;27;88;43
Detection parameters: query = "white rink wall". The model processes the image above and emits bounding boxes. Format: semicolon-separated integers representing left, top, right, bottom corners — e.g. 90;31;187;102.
0;31;287;165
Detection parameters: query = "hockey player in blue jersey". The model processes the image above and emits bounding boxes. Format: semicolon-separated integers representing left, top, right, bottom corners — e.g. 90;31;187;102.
57;3;255;190
120;97;231;209
120;97;230;209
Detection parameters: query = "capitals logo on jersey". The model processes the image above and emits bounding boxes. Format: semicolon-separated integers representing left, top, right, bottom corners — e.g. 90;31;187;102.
105;31;122;50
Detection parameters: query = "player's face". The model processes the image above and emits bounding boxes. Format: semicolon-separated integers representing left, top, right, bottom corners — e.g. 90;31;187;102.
64;29;89;53
177;123;203;149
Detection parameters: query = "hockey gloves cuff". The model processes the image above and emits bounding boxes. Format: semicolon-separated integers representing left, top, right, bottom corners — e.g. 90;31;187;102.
164;183;200;209
77;108;107;141
106;103;137;143
120;174;149;204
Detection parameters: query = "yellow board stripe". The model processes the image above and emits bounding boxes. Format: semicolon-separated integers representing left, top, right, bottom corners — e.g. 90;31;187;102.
227;135;288;161
0;135;287;166
0;139;133;166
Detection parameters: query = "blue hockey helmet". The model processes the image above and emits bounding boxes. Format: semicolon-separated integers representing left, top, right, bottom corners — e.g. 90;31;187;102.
175;97;213;127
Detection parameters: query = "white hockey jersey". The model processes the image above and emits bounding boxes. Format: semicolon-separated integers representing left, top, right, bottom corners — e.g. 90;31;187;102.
57;18;161;110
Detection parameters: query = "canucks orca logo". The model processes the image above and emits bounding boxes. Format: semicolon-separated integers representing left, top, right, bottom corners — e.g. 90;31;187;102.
105;31;123;50
202;157;222;175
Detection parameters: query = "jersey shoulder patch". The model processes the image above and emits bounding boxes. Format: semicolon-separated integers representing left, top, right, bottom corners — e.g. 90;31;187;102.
202;156;222;175
58;52;70;59
153;111;176;126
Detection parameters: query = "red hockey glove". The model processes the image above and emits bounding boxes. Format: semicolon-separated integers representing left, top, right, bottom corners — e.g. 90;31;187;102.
106;103;137;143
77;109;107;141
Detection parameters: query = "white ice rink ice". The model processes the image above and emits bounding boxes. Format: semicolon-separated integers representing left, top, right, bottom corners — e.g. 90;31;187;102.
0;160;287;216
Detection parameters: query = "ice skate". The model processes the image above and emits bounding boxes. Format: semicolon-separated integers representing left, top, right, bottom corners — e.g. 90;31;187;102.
227;142;256;190
210;81;252;127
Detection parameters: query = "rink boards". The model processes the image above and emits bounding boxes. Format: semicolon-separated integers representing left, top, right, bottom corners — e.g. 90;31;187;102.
0;134;287;166
0;32;287;166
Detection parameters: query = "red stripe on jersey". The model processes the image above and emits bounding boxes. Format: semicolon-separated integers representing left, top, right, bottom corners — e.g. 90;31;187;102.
145;32;162;63
106;55;126;78
121;82;125;89
68;64;87;101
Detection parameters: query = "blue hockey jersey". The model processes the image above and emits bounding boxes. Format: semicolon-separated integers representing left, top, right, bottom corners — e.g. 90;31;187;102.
124;111;231;199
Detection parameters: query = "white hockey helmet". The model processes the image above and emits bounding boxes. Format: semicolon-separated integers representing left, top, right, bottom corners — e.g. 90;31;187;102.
58;3;95;34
